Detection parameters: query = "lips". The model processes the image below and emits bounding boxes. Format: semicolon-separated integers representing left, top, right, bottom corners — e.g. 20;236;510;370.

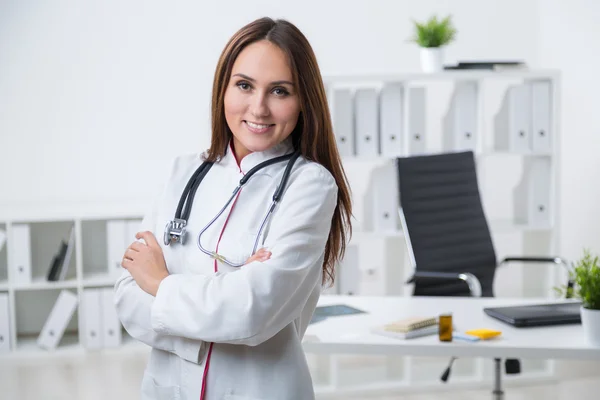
244;120;274;134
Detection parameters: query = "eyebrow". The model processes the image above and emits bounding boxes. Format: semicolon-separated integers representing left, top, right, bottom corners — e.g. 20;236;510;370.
232;73;294;86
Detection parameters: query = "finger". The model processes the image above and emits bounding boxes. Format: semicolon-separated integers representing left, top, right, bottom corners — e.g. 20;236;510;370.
121;257;133;269
124;249;137;261
136;231;159;247
130;241;146;252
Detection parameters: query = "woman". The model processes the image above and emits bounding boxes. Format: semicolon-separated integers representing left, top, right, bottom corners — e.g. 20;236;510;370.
115;17;352;400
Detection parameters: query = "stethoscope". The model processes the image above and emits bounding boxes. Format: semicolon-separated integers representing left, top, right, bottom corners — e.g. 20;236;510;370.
163;149;301;268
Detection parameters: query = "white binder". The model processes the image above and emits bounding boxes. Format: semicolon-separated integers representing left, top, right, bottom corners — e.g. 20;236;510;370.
0;293;10;353
406;87;426;155
531;81;552;153
106;220;127;279
514;157;551;227
80;289;103;349
443;82;478;151
37;290;78;350
329;88;355;157
379;84;404;157
10;224;32;285
338;244;360;295
101;288;122;347
494;84;531;152
354;88;379;157
370;163;400;233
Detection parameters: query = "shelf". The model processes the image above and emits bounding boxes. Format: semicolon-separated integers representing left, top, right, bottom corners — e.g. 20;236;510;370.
82;272;117;287
12;277;78;291
322;69;560;84
13;332;82;358
355;220;551;240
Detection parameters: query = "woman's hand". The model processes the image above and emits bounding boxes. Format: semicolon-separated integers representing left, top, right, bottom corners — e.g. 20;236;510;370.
245;248;271;265
121;231;170;297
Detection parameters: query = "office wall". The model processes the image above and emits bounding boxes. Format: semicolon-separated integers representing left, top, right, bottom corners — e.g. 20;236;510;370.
0;0;539;211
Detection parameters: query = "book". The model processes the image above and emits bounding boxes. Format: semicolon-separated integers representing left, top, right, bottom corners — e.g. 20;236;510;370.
381;316;438;333
0;229;6;252
371;324;439;340
444;61;527;71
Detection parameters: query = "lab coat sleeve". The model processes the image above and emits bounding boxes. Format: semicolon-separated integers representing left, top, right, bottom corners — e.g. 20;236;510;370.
113;156;206;363
150;164;338;346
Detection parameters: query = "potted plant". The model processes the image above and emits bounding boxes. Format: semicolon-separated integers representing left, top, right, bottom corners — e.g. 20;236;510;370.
409;15;457;73
555;249;600;346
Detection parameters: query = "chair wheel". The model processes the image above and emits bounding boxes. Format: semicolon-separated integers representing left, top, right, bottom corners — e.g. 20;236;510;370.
505;358;521;374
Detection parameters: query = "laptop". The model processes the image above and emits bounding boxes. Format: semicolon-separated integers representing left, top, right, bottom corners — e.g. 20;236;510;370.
483;301;582;327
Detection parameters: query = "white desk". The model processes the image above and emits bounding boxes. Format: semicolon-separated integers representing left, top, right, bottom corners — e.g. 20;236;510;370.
303;296;599;399
304;295;599;360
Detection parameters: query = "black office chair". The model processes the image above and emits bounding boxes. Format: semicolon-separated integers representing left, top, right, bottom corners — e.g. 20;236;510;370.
395;150;571;397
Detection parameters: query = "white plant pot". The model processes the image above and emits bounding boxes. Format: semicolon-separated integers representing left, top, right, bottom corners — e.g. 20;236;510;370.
581;306;600;346
420;47;444;73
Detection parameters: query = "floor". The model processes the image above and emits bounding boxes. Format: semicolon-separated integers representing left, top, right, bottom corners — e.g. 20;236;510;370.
1;349;599;400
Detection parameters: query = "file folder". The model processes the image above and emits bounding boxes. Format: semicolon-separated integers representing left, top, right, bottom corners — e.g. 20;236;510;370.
514;157;551;227
371;163;400;232
101;288;122;347
80;289;103;349
0;293;10;353
37;290;78;350
106;220;127;279
407;87;426;155
443;82;478;151
338;244;360;295
379;84;404;157
0;229;6;252
354;88;380;157
531;81;552;153
10;224;32;285
495;84;531;152
329;88;355;157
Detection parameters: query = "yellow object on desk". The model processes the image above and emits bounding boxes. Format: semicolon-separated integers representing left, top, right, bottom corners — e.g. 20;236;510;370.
465;329;502;340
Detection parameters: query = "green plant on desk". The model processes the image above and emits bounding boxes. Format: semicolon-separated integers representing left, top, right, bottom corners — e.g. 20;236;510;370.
555;249;600;310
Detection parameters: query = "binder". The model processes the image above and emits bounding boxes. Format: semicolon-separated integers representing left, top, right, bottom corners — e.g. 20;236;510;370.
80;289;103;349
37;290;78;350
106;220;127;279
443;82;478;151
354;88;379;157
0;293;10;353
58;224;76;281
494;84;531;152
10;224;32;285
514;157;551;227
338;244;360;295
379;83;404;157
329;88;355;157
101;288;122;347
406;87;426;155
531;80;552;153
370;163;400;232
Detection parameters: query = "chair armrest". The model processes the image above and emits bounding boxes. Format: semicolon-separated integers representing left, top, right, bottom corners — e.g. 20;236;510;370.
406;271;482;298
501;256;569;269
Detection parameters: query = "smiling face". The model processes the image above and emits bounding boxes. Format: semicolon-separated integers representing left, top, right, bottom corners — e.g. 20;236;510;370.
223;40;301;161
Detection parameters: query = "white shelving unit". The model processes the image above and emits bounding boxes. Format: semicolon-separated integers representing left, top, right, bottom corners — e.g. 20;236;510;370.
0;69;563;396
314;69;562;395
0;210;145;359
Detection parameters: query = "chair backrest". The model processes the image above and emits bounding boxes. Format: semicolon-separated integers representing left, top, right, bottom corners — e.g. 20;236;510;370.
396;151;497;297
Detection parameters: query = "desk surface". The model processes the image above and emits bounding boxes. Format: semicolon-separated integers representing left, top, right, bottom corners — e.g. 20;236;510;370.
303;296;600;361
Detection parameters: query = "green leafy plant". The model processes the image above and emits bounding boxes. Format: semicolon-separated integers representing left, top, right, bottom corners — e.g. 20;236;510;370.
409;15;457;48
554;249;600;310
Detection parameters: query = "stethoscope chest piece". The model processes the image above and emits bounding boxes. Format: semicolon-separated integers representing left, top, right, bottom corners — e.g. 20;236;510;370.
164;218;187;246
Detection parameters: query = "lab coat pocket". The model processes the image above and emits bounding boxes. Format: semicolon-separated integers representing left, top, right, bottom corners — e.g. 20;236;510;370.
141;373;181;400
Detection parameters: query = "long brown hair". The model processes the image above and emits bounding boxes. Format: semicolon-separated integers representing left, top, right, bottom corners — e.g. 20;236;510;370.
206;17;352;286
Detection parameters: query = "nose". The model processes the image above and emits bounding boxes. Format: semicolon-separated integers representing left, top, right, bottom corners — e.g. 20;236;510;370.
250;92;270;119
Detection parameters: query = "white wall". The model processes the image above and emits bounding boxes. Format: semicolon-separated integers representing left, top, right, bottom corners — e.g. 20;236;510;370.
0;0;540;211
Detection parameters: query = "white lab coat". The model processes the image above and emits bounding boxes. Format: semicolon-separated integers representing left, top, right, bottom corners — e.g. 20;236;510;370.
114;137;338;400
